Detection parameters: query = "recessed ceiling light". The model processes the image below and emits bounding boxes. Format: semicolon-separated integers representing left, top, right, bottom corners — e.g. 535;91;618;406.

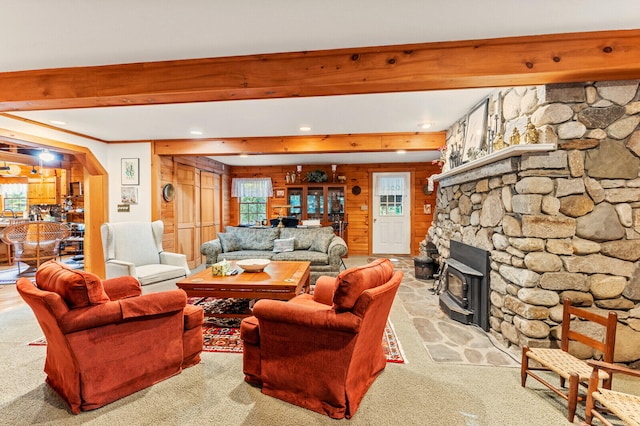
239;154;249;158
190;130;203;136
418;122;432;129
49;120;67;126
396;150;406;155
299;126;311;132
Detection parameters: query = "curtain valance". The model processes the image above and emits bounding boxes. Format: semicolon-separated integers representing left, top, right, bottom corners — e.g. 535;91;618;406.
231;178;273;198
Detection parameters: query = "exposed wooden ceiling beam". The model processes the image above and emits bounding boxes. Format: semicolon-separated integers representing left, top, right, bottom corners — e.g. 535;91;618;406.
1;30;639;112
152;132;445;156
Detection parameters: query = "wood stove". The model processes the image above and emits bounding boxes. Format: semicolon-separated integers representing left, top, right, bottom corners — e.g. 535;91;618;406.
439;240;490;331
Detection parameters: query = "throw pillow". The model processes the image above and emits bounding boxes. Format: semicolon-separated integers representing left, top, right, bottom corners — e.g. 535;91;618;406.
218;232;240;252
273;237;295;253
309;232;334;253
36;260;110;308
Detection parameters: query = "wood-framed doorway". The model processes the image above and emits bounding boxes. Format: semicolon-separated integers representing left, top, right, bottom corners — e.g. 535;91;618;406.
0;128;108;277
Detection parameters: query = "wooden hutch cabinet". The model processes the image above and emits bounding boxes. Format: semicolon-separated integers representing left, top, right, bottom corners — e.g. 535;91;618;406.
286;183;347;239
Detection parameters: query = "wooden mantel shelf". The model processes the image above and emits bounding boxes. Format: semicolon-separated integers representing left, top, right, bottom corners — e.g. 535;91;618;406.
431;143;556;182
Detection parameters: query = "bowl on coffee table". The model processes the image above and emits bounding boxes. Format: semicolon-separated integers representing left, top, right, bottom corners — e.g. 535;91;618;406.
236;258;270;273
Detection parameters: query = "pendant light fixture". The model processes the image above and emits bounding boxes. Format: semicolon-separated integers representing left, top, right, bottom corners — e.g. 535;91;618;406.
39;149;54;162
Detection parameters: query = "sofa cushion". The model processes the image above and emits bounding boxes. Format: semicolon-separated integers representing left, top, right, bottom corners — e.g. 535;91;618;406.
216;251;275;262
309;232;334;253
135;264;187;286
227;226;280;251
218;232;241;252
273;237;295;253
333;258;394;311
272;250;329;265
36;260;110;308
279;227;334;250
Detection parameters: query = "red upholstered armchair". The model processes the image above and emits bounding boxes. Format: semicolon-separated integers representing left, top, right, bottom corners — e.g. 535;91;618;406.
16;260;204;414
240;258;403;419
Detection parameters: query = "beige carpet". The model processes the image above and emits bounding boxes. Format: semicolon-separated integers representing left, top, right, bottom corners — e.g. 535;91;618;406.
0;260;581;425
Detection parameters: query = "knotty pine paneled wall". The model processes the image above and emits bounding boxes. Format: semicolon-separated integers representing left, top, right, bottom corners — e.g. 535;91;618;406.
230;162;440;256
159;156;177;252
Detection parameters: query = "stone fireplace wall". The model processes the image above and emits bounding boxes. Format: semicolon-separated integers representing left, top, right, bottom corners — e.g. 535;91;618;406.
428;81;640;364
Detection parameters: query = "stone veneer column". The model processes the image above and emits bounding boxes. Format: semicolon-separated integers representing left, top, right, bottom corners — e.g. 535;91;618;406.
428;81;640;366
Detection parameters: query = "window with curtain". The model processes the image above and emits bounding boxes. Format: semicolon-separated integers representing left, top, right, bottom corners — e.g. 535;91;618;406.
375;175;406;216
1;183;28;213
232;178;273;225
231;178;273;198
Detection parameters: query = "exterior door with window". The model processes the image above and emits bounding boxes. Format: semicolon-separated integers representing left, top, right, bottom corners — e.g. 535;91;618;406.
372;172;411;254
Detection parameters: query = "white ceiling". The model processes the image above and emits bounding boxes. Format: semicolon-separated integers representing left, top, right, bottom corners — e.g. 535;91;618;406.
2;1;639;166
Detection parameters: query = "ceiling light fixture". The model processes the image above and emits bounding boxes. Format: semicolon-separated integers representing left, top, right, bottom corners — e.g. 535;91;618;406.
190;130;203;136
418;122;433;129
239;153;249;158
396;150;406;155
299;126;311;132
49;120;67;126
39;149;54;162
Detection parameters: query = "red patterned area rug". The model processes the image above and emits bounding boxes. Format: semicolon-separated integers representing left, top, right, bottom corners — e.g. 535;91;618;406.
201;320;405;363
30;297;407;364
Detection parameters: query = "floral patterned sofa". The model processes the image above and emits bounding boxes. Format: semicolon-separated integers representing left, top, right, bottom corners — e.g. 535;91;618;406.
200;226;348;285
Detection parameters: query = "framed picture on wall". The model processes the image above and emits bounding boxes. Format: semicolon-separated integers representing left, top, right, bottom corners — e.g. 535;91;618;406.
121;186;138;204
121;158;139;185
462;98;489;163
274;187;286;198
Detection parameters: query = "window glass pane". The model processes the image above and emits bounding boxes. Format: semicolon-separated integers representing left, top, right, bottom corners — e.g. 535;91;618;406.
239;196;267;225
1;184;28;214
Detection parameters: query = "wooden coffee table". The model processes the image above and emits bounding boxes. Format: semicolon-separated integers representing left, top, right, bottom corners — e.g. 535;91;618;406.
176;260;311;318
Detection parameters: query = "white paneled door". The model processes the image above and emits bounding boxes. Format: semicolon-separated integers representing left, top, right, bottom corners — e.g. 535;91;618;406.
372;172;411;254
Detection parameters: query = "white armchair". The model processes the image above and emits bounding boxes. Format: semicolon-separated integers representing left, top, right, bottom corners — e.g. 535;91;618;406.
100;220;190;286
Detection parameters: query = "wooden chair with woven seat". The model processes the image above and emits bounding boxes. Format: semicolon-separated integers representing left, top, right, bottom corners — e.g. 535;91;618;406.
585;360;640;426
521;298;618;423
2;221;69;273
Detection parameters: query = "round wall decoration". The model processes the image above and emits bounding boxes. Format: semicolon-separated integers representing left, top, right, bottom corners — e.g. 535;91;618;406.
352;185;361;195
0;164;22;177
162;183;175;202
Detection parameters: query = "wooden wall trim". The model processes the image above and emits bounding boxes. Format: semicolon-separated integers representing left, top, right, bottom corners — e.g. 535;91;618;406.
1;30;639;111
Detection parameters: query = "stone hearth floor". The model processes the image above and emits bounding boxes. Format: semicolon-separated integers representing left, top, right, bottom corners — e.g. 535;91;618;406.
358;255;520;367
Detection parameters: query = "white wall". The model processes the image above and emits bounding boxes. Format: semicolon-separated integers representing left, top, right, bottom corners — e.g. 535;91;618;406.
106;143;152;222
